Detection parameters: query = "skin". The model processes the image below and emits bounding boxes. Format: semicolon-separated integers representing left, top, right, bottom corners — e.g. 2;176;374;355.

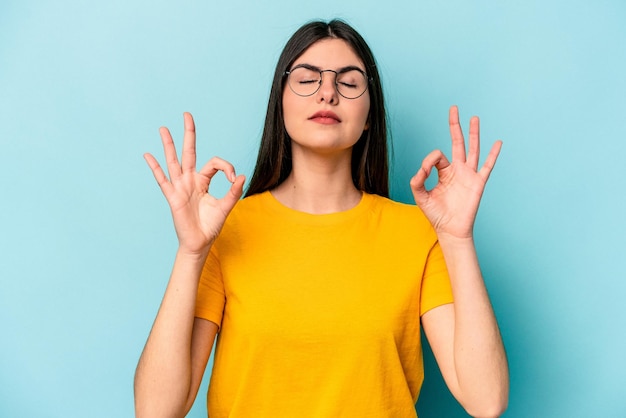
275;39;370;213
134;38;509;418
413;107;509;417
135;115;242;417
282;39;370;157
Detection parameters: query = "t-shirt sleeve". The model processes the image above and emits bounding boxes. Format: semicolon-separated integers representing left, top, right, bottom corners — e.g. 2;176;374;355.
194;245;226;329
420;240;454;316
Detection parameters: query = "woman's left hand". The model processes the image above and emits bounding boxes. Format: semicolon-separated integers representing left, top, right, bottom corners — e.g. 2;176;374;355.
410;105;502;240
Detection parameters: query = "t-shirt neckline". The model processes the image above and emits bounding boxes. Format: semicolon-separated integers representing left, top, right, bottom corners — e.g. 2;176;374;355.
262;190;374;226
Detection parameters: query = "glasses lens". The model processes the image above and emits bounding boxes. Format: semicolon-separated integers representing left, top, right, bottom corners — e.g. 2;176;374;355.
288;67;321;96
287;67;369;99
336;70;368;99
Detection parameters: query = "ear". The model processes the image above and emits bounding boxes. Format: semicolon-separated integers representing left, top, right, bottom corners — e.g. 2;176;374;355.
363;118;370;131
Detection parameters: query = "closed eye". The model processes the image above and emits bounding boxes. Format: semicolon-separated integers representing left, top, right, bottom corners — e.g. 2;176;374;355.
338;82;358;89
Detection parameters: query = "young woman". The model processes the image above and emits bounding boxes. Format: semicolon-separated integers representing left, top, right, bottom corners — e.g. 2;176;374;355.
134;19;509;418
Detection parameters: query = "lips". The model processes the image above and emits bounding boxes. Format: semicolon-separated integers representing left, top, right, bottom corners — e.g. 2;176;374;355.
309;110;341;124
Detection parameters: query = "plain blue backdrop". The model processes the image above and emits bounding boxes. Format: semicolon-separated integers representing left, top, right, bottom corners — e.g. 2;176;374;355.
1;0;625;417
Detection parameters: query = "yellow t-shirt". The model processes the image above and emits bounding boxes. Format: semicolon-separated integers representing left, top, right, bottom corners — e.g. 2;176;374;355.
195;191;453;418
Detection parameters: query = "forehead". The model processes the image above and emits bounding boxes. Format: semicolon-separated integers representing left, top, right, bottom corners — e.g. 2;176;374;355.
292;38;365;70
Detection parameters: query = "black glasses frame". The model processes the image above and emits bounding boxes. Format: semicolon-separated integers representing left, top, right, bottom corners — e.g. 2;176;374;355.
284;66;371;99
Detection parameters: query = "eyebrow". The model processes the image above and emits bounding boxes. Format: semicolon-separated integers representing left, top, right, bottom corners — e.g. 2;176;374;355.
290;63;366;74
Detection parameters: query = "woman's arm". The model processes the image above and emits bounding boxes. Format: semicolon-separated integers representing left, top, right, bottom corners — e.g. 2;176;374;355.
411;106;509;417
133;113;244;417
421;238;508;417
134;252;218;417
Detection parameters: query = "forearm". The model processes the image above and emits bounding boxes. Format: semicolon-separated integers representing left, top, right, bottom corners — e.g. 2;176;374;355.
438;235;509;417
134;248;209;417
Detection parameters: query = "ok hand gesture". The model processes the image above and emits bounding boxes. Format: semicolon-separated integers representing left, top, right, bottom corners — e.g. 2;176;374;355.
144;113;245;255
410;106;502;240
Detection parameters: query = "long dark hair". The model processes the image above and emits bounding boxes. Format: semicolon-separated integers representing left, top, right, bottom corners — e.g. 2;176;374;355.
245;19;389;198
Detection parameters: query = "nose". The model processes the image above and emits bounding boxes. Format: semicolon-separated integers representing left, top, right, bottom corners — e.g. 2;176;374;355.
316;70;339;104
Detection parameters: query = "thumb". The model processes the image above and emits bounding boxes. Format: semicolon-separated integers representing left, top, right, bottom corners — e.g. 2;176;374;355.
410;167;430;206
221;175;246;212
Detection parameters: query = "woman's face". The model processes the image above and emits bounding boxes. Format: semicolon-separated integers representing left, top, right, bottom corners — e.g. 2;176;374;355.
282;38;370;157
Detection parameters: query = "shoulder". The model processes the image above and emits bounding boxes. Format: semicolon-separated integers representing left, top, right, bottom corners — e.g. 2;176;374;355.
228;191;270;218
213;192;271;247
366;193;429;221
220;191;279;232
362;193;434;234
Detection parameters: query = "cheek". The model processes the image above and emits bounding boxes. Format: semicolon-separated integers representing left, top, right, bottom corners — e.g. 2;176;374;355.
282;87;303;119
357;97;371;129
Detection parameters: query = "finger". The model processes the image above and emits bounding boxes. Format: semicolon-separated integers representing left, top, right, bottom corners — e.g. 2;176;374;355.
220;174;246;212
467;116;480;170
410;150;450;202
159;126;182;181
421;149;451;174
181;112;197;173
449;105;467;163
409;166;430;204
478;140;503;181
144;153;175;196
197;157;237;186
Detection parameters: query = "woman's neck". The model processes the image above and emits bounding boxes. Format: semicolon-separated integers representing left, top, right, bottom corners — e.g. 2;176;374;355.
271;150;362;214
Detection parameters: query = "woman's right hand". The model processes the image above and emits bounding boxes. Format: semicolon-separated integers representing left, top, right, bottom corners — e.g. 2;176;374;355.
144;112;245;255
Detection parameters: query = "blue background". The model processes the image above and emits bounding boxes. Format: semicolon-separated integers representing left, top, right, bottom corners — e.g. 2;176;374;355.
1;1;625;417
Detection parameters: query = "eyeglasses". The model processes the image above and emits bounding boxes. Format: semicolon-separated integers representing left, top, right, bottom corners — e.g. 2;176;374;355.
284;64;370;99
